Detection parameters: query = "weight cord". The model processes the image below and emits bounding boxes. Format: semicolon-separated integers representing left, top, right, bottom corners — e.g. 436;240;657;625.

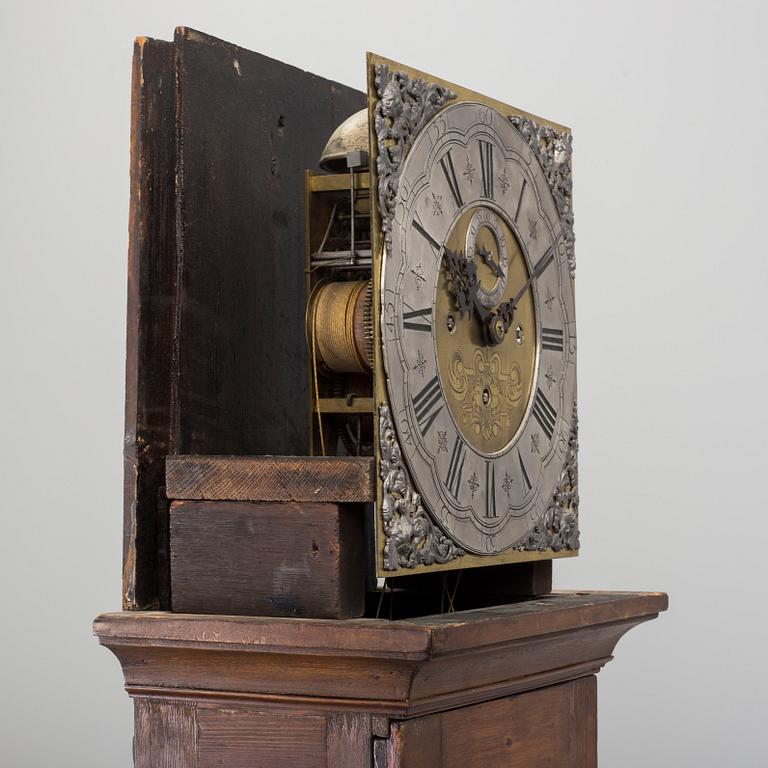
311;300;326;456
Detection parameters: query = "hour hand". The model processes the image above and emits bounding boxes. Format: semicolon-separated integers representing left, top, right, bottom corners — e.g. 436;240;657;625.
477;245;503;278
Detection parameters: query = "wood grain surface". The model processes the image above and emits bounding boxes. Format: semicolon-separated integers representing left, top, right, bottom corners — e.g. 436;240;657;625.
98;592;666;766
124;36;177;611
170;500;366;618
166;455;375;503
327;713;374;768
197;706;327;768
394;676;596;768
134;700;197;768
172;27;364;459
96;591;667;716
130;681;595;768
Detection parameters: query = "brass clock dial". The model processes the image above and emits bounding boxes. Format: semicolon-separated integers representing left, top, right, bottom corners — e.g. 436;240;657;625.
381;101;576;556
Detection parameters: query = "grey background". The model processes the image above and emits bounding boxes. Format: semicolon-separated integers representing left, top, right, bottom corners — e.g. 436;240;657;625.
1;1;765;765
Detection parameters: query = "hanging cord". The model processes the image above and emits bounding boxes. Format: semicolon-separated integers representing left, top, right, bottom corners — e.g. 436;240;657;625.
310;202;338;273
441;570;462;613
440;572;447;614
375;578;391;619
448;570;462;612
310;300;326;456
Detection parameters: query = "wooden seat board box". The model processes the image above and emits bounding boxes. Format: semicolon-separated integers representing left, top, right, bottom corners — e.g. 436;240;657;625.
166;454;553;618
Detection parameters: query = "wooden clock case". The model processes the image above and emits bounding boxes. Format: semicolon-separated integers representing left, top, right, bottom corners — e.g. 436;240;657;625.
96;27;667;767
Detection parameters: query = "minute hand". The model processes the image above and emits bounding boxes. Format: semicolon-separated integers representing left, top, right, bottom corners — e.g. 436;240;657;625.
483;245;555;346
510;245;555;308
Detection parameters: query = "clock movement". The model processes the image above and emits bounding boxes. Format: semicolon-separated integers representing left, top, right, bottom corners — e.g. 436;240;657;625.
305;55;579;578
117;31;585;616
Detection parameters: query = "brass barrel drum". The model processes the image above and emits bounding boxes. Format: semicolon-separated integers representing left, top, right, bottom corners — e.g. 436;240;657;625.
306;279;373;374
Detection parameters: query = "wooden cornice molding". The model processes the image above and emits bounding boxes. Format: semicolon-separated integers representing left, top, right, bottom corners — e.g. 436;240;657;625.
95;591;667;717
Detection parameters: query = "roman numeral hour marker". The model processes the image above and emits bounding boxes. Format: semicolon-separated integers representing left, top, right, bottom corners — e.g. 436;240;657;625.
485;461;497;518
402;303;432;332
541;327;564;352
439;150;463;209
518;449;532;492
532;387;557;440
445;435;466;500
479;139;494;199
412;376;443;436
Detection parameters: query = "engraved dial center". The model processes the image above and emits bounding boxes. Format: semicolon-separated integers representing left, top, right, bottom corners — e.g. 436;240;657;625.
436;205;536;455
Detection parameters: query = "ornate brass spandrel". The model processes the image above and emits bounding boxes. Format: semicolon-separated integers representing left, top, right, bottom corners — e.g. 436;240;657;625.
373;64;456;255
514;402;579;552
509;115;575;278
379;405;464;571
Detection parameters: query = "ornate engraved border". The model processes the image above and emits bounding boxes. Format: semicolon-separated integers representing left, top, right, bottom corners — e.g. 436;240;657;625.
509;115;575;278
374;64;456;255
379;405;464;570
513;403;580;552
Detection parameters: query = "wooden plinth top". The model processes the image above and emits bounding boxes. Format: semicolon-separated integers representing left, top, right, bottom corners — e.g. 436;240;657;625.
96;591;666;657
95;591;667;716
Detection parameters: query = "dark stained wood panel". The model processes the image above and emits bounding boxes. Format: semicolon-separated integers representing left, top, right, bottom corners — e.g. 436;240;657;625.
166;455;375;502
173;27;365;457
122;27;366;610
170;500;366;618
571;673;598;767
124;37;177;610
439;677;596;768
387;715;441;768
128;678;595;768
